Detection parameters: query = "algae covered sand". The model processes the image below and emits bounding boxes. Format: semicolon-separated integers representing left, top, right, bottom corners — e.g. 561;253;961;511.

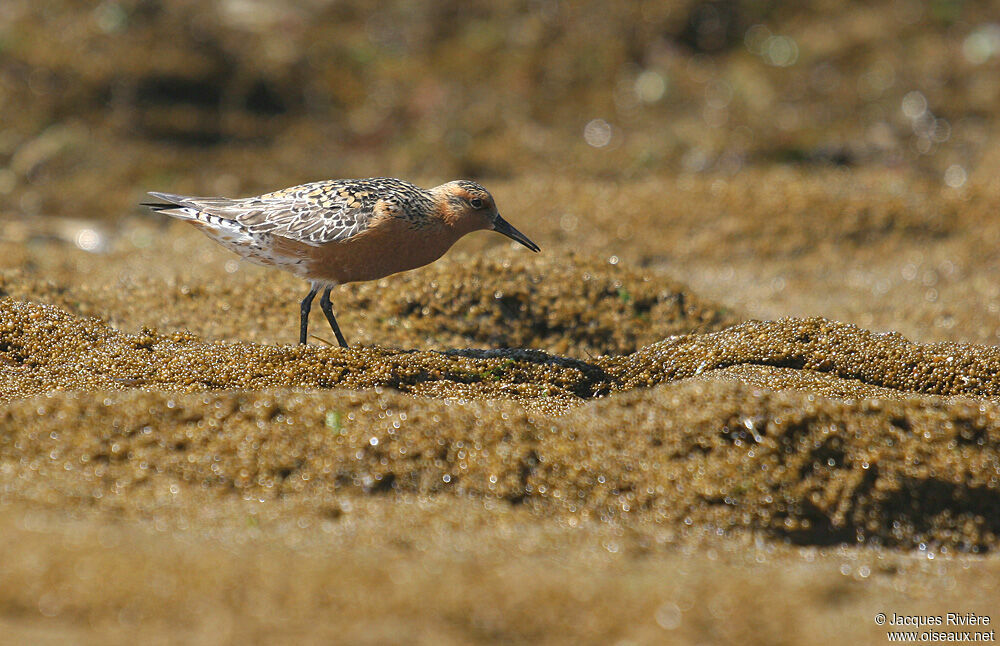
8;0;1000;643
5;174;1000;641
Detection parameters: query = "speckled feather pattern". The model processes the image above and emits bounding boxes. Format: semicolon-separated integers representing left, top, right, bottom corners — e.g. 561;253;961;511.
150;177;441;247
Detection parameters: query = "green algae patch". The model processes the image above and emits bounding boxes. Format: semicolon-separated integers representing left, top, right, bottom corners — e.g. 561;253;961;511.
0;298;608;412
0;253;739;357
4;380;1000;553
6;296;1000;410
7;290;1000;551
604;318;1000;398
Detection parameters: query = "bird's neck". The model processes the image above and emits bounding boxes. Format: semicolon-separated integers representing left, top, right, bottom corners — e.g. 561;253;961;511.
420;192;462;234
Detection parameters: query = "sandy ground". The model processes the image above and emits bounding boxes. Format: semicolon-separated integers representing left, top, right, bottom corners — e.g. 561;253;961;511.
2;169;1000;643
6;0;1000;642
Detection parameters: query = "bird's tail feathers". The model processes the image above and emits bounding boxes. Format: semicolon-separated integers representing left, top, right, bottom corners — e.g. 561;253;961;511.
141;202;179;211
143;191;211;221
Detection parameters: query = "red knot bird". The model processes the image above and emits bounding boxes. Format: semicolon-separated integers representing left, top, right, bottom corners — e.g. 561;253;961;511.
143;178;540;347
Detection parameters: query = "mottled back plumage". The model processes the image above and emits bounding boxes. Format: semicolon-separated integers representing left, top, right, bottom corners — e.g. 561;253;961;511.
149;177;436;246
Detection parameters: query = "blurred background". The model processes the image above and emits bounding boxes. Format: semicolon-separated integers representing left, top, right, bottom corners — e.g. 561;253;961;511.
2;0;999;221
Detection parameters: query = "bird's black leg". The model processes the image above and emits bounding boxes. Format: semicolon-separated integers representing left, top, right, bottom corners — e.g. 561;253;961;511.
319;285;349;348
299;283;320;345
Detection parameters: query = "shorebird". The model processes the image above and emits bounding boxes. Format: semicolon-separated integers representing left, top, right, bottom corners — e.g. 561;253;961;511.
143;178;539;347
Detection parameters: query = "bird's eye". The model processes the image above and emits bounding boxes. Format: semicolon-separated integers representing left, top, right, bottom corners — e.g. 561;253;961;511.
470;198;484;209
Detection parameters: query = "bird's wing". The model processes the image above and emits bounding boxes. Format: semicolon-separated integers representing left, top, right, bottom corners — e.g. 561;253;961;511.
147;181;378;246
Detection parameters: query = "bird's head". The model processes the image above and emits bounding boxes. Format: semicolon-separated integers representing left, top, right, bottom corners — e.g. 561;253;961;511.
433;180;540;252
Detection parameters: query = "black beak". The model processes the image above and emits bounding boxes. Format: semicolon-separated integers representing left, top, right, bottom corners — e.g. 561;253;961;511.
493;214;540;252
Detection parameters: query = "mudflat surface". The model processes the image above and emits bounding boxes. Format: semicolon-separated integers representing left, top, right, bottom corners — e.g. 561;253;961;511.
6;1;1000;643
6;172;1000;643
